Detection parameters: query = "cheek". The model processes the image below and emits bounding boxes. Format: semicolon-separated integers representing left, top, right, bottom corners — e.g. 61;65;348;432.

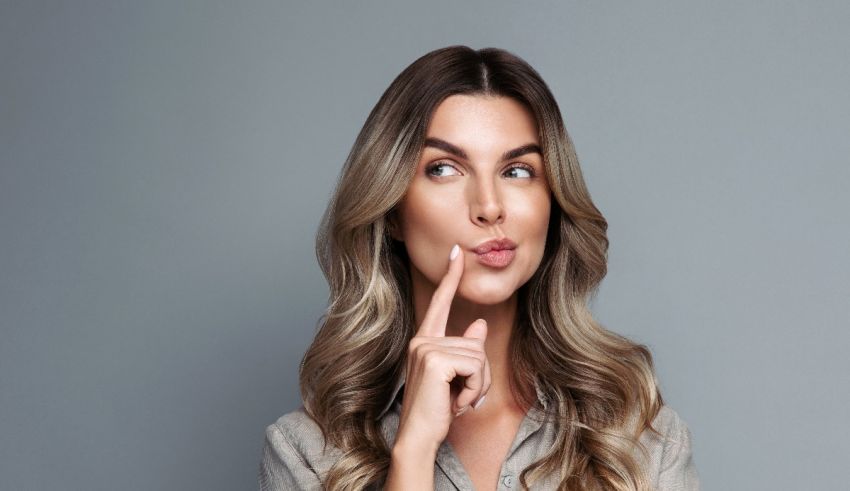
399;190;460;243
397;191;462;281
518;193;552;269
514;189;551;233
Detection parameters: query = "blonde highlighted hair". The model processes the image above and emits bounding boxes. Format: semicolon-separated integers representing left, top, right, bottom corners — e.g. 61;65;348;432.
300;45;663;490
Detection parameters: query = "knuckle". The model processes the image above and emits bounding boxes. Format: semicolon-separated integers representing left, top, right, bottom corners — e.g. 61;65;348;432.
408;342;429;362
421;349;441;368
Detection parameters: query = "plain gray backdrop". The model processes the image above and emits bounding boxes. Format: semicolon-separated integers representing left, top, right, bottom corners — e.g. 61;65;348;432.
2;1;848;490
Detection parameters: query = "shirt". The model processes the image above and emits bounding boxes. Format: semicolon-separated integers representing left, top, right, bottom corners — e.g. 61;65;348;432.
258;374;700;490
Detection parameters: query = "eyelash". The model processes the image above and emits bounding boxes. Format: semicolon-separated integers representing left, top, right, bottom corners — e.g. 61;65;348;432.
425;161;536;179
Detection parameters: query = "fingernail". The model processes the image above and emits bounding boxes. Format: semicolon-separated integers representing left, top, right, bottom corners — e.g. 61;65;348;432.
454;405;470;417
449;244;460;261
473;395;487;410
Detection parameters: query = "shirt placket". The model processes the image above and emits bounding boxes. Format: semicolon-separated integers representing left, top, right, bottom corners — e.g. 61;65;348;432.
435;440;474;490
495;406;546;491
433;406;546;491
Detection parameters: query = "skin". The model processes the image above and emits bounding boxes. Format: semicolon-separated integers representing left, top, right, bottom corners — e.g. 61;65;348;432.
385;95;552;490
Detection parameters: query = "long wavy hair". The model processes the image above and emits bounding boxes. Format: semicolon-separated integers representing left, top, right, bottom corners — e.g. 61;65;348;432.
300;45;664;490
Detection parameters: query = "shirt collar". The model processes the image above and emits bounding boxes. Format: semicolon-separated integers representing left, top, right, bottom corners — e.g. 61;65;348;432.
375;366;550;421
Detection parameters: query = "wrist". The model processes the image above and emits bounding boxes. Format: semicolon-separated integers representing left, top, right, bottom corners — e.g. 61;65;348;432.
391;435;439;462
386;439;438;491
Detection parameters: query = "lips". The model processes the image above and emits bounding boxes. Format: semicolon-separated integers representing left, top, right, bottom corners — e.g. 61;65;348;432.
472;238;517;268
473;238;517;254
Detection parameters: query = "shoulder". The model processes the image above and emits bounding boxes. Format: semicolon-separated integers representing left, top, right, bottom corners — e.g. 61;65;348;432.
646;405;692;445
638;405;700;490
267;408;329;447
265;407;344;469
259;407;342;490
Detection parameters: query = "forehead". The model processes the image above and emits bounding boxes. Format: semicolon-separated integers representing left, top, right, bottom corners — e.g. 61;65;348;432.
425;95;539;146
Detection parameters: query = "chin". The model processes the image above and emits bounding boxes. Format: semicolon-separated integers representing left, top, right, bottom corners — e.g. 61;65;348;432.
456;277;518;306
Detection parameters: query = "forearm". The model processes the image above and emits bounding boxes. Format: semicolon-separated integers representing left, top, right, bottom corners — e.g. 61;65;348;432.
385;441;438;491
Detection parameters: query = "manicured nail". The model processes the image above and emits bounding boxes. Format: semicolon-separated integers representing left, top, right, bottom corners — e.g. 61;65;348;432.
454;405;470;417
473;395;487;410
449;244;460;261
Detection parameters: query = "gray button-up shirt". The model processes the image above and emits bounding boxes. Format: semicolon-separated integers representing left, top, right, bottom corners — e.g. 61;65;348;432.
259;376;700;490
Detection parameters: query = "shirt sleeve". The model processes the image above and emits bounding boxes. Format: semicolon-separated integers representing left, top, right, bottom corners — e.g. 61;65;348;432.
258;423;323;491
657;415;700;491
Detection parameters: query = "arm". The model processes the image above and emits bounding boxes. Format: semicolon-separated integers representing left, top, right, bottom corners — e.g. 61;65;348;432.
384;438;438;491
385;245;489;489
258;423;322;491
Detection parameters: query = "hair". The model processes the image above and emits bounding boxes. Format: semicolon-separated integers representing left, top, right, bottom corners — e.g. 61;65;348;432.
299;45;664;490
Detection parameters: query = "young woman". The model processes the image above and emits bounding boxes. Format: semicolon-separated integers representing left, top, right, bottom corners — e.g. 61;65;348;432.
259;45;699;491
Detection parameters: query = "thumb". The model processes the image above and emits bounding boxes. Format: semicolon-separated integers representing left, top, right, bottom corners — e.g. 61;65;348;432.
462;318;488;340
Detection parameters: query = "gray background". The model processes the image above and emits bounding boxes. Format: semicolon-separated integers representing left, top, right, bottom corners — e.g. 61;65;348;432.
2;1;848;490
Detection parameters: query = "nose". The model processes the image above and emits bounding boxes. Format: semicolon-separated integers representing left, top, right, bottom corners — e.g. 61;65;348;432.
468;176;505;226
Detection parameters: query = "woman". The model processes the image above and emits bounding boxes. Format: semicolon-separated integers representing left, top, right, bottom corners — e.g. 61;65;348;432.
259;45;699;490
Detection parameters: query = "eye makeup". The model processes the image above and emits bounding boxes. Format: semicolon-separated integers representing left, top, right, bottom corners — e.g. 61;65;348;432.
424;161;537;179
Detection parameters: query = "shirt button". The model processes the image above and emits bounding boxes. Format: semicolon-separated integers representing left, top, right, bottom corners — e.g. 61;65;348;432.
502;474;515;487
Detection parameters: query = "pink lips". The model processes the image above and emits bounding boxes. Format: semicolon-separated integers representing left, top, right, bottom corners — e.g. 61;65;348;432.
472;238;517;268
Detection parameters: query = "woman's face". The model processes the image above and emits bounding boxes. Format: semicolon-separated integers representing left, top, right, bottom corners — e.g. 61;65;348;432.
392;94;552;305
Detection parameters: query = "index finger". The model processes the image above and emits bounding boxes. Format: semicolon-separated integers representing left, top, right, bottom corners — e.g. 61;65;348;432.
417;243;465;338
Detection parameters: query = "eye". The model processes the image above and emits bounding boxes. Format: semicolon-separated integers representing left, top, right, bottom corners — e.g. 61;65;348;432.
425;161;461;178
504;164;535;179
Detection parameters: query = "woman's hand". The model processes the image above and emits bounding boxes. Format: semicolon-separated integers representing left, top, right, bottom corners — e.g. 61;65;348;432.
393;244;492;456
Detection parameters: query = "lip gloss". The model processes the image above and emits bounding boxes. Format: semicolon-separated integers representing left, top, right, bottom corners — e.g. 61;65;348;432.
475;249;515;268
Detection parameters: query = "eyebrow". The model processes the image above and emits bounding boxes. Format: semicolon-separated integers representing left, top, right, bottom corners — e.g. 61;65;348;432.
423;137;542;162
